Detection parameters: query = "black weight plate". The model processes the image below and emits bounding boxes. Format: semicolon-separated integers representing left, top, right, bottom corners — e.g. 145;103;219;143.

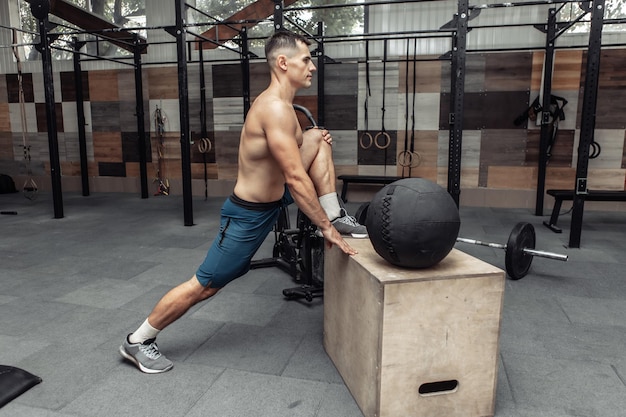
505;222;535;280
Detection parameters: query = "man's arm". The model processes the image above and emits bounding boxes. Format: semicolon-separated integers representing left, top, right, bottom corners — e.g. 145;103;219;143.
264;102;356;255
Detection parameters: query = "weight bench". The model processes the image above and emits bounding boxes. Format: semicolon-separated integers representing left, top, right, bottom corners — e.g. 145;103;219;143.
337;175;403;202
543;189;626;233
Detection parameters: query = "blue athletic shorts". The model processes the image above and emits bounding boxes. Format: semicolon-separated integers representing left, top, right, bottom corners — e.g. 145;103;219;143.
195;190;294;288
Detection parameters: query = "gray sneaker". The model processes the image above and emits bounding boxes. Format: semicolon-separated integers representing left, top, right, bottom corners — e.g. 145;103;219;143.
119;335;173;374
332;208;368;238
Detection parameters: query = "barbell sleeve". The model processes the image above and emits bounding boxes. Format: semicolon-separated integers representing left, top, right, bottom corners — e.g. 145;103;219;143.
522;248;568;262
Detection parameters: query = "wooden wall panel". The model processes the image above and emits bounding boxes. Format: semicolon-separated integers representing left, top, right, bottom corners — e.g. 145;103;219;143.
578;88;626;129
98;161;125;176
217;163;238;180
484;52;532;92
575;129;626;169
437;130;481;169
6;73;34;103
525;129;574;167
0;103;10;132
553;50;583;90
531;50;583;91
119;101;137;132
439;91;529;130
0;76;7;102
396;58;441;94
116;69;136;102
90;101;121;132
89;70;119;102
325;63;358;95
93;131;122;162
190;162;218;180
586;169;626;190
545;167;576;189
188;98;214;134
214;130;240;166
481;129;528;166
60;70;90;102
213;97;244;131
440;54;485;93
330;130;358;166
324;95;357;130
592;49;626;89
121;131;152;163
146;67;178;100
0;132;12;159
487;166;536;189
191;163;218;180
212;64;243;98
35;102;64;132
249;62;270;97
190;162;217;180
623;131;626;169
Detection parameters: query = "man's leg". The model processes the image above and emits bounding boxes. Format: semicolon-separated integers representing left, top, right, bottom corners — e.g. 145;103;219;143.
300;129;367;238
120;276;219;374
146;276;219;330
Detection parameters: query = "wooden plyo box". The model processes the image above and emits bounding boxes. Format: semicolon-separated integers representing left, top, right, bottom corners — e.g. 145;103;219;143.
324;239;505;417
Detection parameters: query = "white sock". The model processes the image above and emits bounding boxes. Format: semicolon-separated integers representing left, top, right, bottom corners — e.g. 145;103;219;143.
129;318;161;344
319;192;342;221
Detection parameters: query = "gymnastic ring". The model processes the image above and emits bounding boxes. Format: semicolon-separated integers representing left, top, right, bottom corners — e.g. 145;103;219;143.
397;150;413;167
374;131;391;150
409;151;422;168
589;141;602;159
359;132;373;150
198;137;212;154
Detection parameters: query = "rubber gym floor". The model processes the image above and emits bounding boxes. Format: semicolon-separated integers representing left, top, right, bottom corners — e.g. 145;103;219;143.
1;191;625;417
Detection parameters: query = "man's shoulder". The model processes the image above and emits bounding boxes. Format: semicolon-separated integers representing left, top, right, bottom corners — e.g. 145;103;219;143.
252;94;291;114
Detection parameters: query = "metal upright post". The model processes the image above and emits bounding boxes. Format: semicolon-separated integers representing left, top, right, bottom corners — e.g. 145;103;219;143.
241;27;251;118
32;0;63;218
173;0;194;226
535;8;557;216
316;22;325;127
273;0;284;31
570;0;605;248
447;0;469;207
133;34;149;199
72;36;89;197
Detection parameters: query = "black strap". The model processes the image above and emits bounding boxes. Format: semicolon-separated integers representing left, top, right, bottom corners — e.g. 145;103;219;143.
409;38;418;176
403;39;410;154
364;40;371;132
381;39;387;133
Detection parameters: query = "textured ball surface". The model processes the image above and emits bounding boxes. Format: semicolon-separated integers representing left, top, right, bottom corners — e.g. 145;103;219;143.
365;178;460;268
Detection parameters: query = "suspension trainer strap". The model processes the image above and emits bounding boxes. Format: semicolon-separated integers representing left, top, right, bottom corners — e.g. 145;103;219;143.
409;37;420;174
374;39;391;152
12;29;37;200
360;40;373;149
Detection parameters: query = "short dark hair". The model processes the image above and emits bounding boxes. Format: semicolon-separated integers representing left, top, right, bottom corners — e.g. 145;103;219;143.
265;31;311;65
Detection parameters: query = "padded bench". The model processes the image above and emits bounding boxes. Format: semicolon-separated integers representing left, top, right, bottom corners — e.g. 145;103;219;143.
338;175;403;202
543;189;626;233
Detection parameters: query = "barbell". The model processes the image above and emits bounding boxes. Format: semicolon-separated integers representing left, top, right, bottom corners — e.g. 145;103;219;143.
353;202;567;280
456;221;568;280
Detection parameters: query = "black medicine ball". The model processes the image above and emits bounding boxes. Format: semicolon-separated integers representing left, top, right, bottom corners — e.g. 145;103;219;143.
365;178;460;269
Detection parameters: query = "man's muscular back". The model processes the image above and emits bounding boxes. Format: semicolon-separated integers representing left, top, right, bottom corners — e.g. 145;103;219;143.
233;92;302;203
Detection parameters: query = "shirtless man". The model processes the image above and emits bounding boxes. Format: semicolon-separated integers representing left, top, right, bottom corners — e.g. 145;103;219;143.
119;31;366;373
